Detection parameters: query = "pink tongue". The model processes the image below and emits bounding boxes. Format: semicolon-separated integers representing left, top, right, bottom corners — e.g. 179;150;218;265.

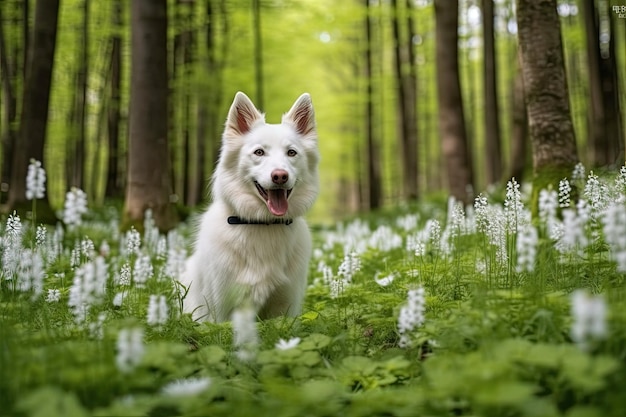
268;189;289;216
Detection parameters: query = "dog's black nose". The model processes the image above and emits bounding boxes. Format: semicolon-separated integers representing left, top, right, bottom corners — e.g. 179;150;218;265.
272;169;289;185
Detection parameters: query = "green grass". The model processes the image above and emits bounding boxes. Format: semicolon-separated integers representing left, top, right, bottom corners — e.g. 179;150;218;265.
1;169;626;417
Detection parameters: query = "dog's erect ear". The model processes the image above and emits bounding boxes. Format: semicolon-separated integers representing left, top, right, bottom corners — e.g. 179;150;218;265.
226;92;264;135
282;93;316;137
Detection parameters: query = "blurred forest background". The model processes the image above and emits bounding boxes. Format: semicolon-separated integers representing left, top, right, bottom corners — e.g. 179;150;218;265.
0;0;624;229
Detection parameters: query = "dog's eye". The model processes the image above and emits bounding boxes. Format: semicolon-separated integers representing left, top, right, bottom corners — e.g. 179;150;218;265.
287;149;297;157
254;149;265;156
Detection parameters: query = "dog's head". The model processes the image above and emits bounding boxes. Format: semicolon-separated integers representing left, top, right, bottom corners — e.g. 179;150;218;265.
213;92;320;221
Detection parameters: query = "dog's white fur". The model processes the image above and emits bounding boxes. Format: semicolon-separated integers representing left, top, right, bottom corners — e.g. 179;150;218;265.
180;92;319;322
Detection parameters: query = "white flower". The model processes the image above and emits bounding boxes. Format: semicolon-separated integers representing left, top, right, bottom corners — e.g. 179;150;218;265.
162;377;211;397
504;178;525;233
232;306;258;361
538;188;558;235
16;249;45;298
398;286;426;348
115;263;131;286
572;162;586;182
570;290;607;351
275;337;301;350
35;225;47;247
368;225;402;252
25;159;46;200
68;256;108;324
112;291;125;307
516;224;538;272
63;187;88;227
89;312;107;340
601;202;626;272
6;212;22;241
374;272;396;287
558;178;571;208
147;294;169;326
133;254;153;286
557;208;588;256
125;227;141;256
337;251;361;283
46;288;61;303
583;171;609;220
116;327;144;373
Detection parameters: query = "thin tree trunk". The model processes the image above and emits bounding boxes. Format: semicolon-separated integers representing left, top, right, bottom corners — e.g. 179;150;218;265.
0;7;17;205
509;64;528;182
124;0;177;232
434;0;474;205
482;0;502;185
252;0;264;109
7;0;59;219
364;0;382;210
105;0;123;199
391;0;419;200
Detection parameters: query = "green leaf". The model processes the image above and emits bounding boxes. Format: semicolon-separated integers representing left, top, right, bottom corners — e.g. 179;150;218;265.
16;386;88;417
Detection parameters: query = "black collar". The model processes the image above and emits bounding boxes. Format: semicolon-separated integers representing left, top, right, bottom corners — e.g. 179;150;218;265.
227;216;293;226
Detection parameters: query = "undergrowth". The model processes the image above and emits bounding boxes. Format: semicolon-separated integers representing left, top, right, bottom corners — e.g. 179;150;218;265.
1;164;626;417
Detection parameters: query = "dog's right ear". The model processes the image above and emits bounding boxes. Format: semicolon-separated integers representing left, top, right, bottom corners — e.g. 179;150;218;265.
225;92;264;136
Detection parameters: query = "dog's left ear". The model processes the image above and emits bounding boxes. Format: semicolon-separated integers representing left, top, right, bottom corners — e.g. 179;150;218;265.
282;93;316;137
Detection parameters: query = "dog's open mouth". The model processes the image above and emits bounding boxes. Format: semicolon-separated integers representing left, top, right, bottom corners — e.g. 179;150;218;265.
255;182;292;216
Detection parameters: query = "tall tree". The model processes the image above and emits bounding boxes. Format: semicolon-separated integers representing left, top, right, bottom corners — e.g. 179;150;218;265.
364;0;382;209
0;7;17;205
482;0;502;185
252;0;264;109
67;0;89;189
124;0;177;231
105;0;124;199
6;0;59;218
434;0;474;205
508;64;529;183
583;0;622;167
391;0;419;200
516;0;578;191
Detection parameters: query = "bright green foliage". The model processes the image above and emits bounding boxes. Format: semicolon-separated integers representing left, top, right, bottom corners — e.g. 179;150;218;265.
2;169;626;416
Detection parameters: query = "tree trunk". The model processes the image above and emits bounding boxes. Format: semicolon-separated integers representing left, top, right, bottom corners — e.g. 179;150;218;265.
124;0;177;232
508;63;529;183
252;0;264;109
434;0;473;205
364;0;382;210
0;7;17;205
391;0;419;201
72;0;89;189
482;0;502;185
516;0;578;183
6;0;59;220
105;0;124;199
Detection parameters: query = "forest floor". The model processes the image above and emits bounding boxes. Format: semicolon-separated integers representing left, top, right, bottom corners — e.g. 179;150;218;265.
1;165;626;417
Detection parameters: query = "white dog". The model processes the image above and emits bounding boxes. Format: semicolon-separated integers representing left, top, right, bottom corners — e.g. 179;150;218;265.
180;92;319;322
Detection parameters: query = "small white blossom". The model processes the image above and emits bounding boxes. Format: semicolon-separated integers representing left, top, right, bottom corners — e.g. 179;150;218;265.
162;377;211;397
16;249;45;298
46;288;61;303
374;272;396;287
275;337;301;350
147;294;169;326
570;290;607;351
116;327;145;373
572;162;586;182
89;312;107;340
26;159;46;200
601;202;626;272
116;263;131;286
133;254;153;286
516;224;538;272
558;178;571;208
63;187;88;228
232;306;259;361
125;227;141;256
112;291;126;307
538;188;559;236
398;286;426;348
